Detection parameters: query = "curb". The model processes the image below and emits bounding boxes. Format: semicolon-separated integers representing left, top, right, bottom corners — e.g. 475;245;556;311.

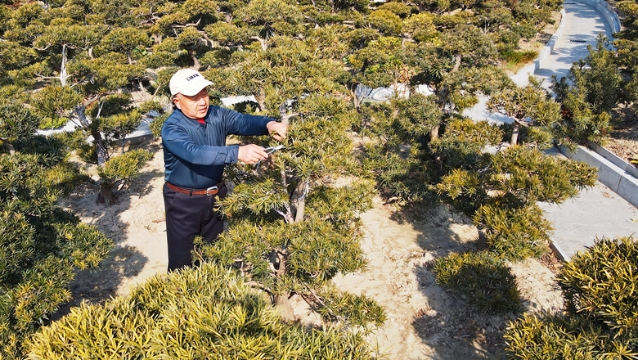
549;239;571;262
557;144;638;209
512;9;567;87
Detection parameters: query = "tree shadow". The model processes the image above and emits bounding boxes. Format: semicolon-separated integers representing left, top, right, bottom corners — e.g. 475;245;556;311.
51;139;166;320
385;203;521;359
389;201;481;258
411;261;521;360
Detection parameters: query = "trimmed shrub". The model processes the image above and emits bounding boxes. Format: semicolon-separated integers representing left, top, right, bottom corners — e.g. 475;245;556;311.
474;204;553;260
505;237;638;359
432;251;522;314
28;263;376;359
559;237;638;335
501;50;538;65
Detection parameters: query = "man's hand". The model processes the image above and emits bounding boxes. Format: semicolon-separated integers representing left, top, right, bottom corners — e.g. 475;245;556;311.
266;121;288;142
238;144;268;165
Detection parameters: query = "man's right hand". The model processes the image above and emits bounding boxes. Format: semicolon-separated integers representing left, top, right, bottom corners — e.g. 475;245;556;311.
237;144;268;165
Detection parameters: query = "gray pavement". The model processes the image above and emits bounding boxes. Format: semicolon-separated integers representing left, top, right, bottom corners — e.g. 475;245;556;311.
465;0;638;261
536;1;638;261
539;182;638;261
534;1;616;91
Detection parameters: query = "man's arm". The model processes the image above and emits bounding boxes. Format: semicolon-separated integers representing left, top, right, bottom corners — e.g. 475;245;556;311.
237;121;287;164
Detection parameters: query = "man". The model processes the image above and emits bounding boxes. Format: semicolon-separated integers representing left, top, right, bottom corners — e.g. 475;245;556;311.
162;68;287;271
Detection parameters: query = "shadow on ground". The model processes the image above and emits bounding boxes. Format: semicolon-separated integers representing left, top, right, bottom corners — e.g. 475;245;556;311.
51;140;163;321
389;203;520;359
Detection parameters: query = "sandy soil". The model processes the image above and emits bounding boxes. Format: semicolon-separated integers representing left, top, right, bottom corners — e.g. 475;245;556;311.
607;105;638;165
54;139;564;359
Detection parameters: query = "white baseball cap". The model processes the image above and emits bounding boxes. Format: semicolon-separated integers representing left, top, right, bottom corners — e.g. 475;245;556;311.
169;69;213;97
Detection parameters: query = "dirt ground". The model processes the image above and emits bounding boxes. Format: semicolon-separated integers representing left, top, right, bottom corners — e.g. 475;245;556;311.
607;104;638;164
55;140;564;359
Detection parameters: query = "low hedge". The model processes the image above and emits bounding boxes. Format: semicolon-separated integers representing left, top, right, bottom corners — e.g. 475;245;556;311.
27;262;375;359
505;237;638;359
432;250;521;314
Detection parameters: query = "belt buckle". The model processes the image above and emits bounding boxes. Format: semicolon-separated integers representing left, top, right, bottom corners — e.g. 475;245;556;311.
206;186;218;196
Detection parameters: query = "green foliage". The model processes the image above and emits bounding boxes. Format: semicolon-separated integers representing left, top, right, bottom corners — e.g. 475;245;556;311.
366;9;403;36
435;143;596;260
505;312;606;360
28;263;376;359
393;94;442;139
377;2;413;18
0;102;40;142
98;148;153;184
552;35;616;145
137;100;164;115
403;12;438;43
489;146;596;205
435;168;487;215
431;117;503;171
29;85;83;129
501;50;538;65
432;251;522;314
0;144;112;359
559;237;638;335
474;203;552;260
488;81;562;146
207;202;369;291
149;112;170;138
317;285;386;327
0;0;602;356
505;237;638;359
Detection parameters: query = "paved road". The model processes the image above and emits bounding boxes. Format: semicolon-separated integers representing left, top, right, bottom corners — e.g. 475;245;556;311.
534;1;616;90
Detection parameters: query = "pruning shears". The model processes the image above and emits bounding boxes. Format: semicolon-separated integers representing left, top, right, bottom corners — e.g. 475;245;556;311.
255;145;285;170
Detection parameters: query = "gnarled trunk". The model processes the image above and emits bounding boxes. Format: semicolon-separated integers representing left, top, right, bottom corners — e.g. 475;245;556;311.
510;122;520;145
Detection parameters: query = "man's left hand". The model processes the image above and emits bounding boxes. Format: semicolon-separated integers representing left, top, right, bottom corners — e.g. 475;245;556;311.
266;121;287;142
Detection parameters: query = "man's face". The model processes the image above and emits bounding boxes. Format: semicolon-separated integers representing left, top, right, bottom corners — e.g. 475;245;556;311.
173;88;210;119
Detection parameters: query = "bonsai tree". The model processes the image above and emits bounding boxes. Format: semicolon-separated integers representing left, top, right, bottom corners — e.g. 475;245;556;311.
201;93;385;326
0;101;112;359
3;2;156;205
487;78;562;146
436;143;597;259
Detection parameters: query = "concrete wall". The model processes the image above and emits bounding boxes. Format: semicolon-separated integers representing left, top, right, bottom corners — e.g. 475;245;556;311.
577;0;622;33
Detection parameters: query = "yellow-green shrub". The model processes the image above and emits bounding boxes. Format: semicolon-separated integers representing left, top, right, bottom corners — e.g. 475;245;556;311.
28;263;375;359
505;237;638;359
432;251;521;314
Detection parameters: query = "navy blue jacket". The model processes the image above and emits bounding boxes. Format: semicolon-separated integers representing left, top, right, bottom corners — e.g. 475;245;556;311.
162;106;272;189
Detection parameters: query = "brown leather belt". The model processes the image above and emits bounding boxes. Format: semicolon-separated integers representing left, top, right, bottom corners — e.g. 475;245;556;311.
166;182;223;196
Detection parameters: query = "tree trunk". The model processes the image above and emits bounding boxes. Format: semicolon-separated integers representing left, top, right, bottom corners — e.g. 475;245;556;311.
291;180;309;223
60;44;68;87
191;51;201;70
511;122;520;145
350;85;360;110
452;54;462;73
430;125;440;140
75;105;109;167
256;88;267;112
76;105;115;205
97;181;117;206
274;292;296;322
